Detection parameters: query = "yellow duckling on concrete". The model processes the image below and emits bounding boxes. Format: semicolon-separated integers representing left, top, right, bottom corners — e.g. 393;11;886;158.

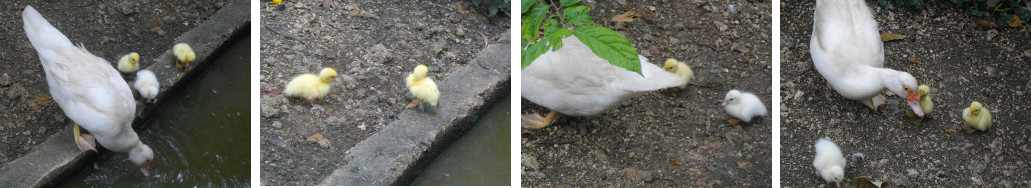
173;43;195;68
117;52;140;73
962;101;991;133
663;58;694;88
284;68;338;111
405;64;439;111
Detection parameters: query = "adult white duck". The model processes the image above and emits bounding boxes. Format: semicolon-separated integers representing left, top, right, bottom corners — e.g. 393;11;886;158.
521;36;686;129
810;0;923;117
23;5;154;176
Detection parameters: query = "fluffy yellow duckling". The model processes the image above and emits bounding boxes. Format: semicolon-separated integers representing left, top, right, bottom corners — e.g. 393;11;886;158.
405;64;439;111
173;43;195;68
272;0;283;4
117;52;140;73
918;85;933;118
962;102;991;133
663;58;694;88
284;68;339;111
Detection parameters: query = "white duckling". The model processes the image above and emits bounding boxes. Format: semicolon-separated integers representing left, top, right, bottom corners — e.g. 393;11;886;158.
23;5;153;176
134;70;159;103
117;52;139;73
521;36;686;129
813;138;846;188
810;0;923;117
722;89;767;124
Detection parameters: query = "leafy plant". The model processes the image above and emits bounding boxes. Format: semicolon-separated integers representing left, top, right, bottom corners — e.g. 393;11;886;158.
520;0;642;75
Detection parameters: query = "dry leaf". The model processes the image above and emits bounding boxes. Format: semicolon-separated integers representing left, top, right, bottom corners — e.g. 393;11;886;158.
150;27;166;36
944;128;951;134
906;57;920;64
880;32;907;42
670;159;683;166
737;162;750;168
612;11;639;23
306;133;325;143
1007;15;1023;27
974;20;998;29
10;46;18;51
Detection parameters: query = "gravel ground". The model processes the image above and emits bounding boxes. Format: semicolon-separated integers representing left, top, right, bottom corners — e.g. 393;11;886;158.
0;0;225;167
780;0;1031;187
257;0;507;185
521;0;772;187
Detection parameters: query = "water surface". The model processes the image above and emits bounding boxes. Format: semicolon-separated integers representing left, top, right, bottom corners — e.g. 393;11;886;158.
411;95;511;186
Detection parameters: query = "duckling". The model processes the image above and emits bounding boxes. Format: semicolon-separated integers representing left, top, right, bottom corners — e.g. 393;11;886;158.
405;64;439;111
284;68;339;111
173;43;195;68
117;52;140;73
722;89;767;125
962;101;991;133
134;70;159;103
911;85;933;124
273;0;283;4
662;58;694;88
813;138;846;188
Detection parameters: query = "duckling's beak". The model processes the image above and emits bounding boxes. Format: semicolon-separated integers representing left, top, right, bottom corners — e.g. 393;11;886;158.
720;100;728;106
906;90;923;118
836;182;841;188
966;110;974;116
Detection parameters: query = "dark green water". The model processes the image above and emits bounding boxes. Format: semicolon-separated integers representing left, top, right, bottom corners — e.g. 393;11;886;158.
57;36;251;187
411;95;511;186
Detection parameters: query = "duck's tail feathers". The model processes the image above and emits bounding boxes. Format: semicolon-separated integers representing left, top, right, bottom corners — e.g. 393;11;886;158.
617;55;687;92
23;5;73;52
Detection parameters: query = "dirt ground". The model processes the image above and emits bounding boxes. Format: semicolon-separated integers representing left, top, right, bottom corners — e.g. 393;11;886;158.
780;1;1031;187
521;0;772;187
257;0;507;186
0;0;225;167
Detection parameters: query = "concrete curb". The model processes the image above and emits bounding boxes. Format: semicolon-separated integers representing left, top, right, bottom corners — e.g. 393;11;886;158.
319;30;511;186
0;0;250;187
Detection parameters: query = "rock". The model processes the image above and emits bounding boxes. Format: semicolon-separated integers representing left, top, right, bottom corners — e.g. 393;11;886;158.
523;154;540;170
260;97;283;118
366;44;392;63
714;21;729;31
906;168;918;177
589;149;609;164
0;74;10;87
623;168;655;182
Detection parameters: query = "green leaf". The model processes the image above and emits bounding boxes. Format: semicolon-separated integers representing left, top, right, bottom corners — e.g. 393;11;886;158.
563;5;594;25
522;41;549;69
521;0;534;14
545;27;573;52
560;0;583;7
521;2;548;42
571;25;641;75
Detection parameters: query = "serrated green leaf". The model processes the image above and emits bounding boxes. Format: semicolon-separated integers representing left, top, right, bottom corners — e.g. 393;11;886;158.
564;5;594;25
522;41;549;69
560;0;583;7
521;0;534;14
571;25;641;75
545;28;573;52
521;2;548;42
521;39;528;48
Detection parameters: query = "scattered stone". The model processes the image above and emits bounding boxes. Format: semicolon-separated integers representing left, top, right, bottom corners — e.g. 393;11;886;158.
623;168;655;182
523;154;540;170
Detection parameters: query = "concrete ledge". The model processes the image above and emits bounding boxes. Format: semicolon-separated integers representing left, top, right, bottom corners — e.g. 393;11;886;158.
319;30;511;186
0;0;250;187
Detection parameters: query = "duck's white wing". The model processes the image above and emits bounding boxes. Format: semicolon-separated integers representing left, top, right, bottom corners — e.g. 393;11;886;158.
522;36;684;116
811;0;884;74
23;6;134;138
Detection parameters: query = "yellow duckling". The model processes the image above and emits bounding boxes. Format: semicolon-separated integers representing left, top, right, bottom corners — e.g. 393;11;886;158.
918;85;933;118
117;52;140;73
272;0;283;4
173;43;195;68
405;64;439;111
962;101;991;133
284;68;339;111
663;58;694;88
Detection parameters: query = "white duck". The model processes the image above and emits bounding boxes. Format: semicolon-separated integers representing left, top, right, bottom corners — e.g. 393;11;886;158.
810;0;923;117
23;5;154;176
134;70;159;103
722;89;767;124
813;138;846;188
521;36;686;129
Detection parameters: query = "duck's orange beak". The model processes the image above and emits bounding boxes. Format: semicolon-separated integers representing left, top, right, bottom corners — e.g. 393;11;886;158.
905;85;923;118
140;161;151;177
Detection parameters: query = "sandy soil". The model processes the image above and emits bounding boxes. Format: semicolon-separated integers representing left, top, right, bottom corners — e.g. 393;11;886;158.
257;0;507;185
0;0;225;167
780;0;1031;187
521;0;773;187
